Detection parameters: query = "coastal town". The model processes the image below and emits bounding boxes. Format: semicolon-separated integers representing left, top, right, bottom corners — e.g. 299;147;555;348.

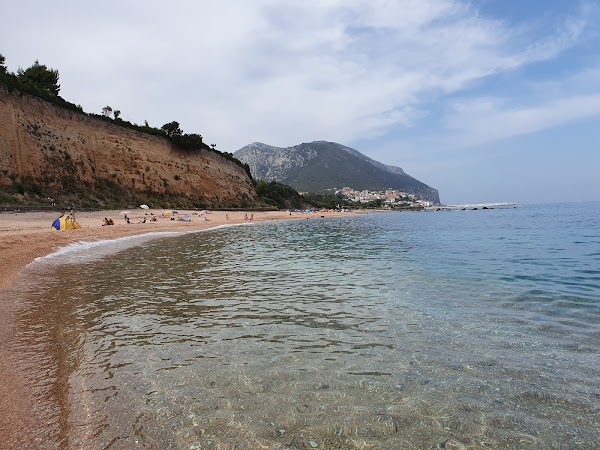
334;186;434;207
328;187;516;210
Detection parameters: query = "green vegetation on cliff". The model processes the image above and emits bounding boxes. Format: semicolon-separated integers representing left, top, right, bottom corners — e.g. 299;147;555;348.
255;180;305;209
0;54;252;179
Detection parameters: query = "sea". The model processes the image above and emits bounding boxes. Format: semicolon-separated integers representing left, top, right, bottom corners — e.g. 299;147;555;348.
4;202;600;449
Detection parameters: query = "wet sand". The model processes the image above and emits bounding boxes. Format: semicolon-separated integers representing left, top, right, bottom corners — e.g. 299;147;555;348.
0;208;354;290
0;207;354;448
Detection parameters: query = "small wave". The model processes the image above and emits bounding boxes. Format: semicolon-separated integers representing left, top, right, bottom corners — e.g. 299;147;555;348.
32;231;185;265
30;223;246;267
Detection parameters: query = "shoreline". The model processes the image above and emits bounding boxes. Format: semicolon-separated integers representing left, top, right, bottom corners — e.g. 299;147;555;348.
0;207;357;448
0;208;355;290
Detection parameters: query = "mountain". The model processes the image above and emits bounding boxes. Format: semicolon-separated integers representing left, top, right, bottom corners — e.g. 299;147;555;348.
234;141;440;204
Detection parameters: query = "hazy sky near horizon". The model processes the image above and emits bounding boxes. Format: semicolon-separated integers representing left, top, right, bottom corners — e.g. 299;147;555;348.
2;0;599;204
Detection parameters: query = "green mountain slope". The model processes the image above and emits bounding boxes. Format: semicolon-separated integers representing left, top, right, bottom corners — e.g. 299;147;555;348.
234;141;440;204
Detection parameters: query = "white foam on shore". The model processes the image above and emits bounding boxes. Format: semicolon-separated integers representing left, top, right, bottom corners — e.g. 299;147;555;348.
30;223;247;267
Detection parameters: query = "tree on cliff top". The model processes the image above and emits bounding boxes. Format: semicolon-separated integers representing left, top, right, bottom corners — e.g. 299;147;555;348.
17;60;60;96
0;53;6;73
161;121;183;137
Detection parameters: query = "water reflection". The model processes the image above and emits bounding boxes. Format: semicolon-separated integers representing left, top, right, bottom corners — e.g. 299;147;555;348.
9;215;600;449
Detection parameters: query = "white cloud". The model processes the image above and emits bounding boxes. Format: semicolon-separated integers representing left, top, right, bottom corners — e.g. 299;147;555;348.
442;64;600;148
0;0;593;151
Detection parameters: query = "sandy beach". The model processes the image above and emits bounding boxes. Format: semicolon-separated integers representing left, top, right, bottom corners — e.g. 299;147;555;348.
0;208;353;290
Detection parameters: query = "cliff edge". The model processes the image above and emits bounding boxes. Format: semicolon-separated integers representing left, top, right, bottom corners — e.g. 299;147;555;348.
0;88;257;207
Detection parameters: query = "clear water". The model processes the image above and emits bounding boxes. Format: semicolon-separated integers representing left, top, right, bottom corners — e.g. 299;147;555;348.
7;203;600;449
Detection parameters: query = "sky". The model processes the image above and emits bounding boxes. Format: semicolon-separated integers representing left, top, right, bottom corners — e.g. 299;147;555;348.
1;0;599;204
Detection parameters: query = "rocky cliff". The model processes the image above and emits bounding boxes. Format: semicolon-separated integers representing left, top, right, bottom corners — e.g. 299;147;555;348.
0;88;257;207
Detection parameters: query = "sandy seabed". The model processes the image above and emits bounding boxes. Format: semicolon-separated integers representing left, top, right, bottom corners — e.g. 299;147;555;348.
0;207;355;448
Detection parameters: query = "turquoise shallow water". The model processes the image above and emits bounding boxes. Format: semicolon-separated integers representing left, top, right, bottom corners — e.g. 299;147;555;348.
8;203;600;449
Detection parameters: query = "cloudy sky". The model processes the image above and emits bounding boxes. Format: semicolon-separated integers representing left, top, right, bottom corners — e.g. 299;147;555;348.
2;0;599;204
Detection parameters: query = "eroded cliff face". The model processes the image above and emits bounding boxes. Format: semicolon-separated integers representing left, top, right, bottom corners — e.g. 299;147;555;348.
0;88;257;206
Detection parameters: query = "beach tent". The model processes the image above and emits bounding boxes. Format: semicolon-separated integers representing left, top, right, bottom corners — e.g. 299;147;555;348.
51;216;81;231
